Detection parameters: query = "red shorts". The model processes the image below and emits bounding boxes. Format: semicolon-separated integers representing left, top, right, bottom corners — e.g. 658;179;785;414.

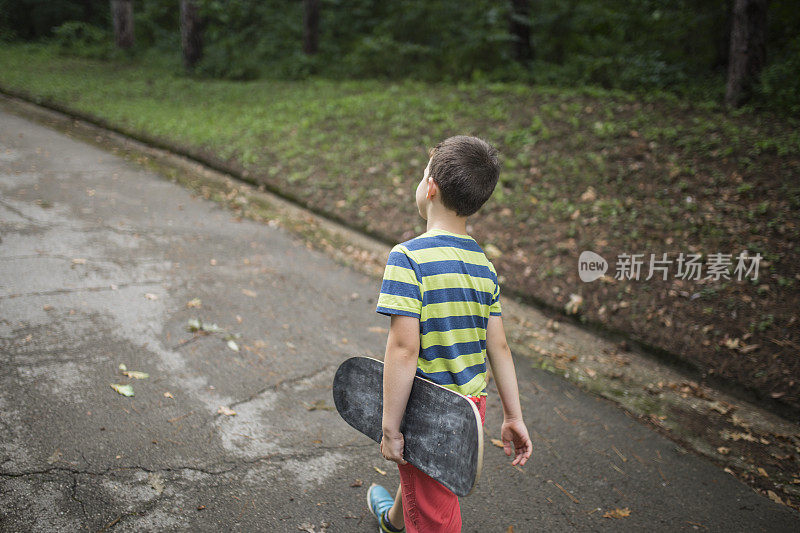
398;396;486;533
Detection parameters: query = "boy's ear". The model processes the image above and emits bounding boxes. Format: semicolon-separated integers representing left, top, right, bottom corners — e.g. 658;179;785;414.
426;177;438;200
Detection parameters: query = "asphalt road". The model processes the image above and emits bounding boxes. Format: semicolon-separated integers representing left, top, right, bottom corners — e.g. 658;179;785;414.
1;106;798;532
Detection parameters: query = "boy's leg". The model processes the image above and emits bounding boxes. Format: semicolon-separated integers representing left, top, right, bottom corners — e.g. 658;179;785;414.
387;486;404;529
398;463;461;532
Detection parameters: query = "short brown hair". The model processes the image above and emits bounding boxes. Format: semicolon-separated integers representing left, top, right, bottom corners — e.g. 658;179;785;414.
428;136;500;217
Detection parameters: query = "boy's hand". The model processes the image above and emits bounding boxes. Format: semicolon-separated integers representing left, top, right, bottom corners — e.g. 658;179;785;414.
501;418;532;466
380;430;407;465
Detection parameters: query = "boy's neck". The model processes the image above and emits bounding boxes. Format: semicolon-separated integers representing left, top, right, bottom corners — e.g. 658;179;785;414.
425;210;469;237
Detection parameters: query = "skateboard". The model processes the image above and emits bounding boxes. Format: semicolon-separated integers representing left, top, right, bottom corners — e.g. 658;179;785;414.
332;356;483;497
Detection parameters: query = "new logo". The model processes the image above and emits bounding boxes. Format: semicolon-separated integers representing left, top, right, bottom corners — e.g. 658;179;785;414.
578;251;608;282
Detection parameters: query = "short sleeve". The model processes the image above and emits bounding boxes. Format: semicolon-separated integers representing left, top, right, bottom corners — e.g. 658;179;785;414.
376;245;422;319
489;280;502;316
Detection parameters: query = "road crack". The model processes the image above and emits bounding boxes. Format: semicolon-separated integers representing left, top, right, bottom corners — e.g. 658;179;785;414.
226;363;338;411
0;279;164;300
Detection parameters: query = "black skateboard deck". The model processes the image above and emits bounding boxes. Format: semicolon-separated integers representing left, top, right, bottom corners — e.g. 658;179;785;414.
332;356;483;496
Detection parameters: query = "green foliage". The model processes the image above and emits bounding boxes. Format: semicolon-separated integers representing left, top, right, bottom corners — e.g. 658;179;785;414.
193;0;304;80
134;0;179;52
337;1;514;81
757;36;800;113
1;0;799;111
52;21;112;59
0;0;106;41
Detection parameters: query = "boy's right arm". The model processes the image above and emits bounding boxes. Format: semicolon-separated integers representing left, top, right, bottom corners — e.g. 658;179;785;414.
485;315;533;466
380;314;421;465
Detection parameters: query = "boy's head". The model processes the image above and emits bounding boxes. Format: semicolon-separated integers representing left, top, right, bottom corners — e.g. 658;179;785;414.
418;136;500;218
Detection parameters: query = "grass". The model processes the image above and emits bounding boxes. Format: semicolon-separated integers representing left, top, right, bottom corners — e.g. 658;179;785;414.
1;43;798;415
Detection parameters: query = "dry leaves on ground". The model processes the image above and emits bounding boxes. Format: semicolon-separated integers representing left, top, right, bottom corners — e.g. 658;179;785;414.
603;507;631;519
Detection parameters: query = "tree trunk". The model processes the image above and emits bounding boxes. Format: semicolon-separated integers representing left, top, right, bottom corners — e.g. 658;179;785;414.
180;0;204;70
509;0;532;63
725;0;769;107
110;0;134;50
714;0;735;70
303;0;320;55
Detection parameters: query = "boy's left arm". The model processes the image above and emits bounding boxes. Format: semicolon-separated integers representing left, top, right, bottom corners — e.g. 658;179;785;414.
380;314;420;465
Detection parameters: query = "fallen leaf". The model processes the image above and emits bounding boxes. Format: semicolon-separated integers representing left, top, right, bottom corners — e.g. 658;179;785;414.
368;326;388;334
306;400;335;411
506;527;514;533
565;294;583;315
186;298;202;308
227;339;240;352
148;473;165;495
242;289;257;298
603;507;631;519
580;187;597;202
217;406;237;416
144;293;158;300
197;505;206;510
708;401;731;415
757;467;769;478
118;363;127;372
491;438;505;448
110;383;134;397
350;479;363;487
47;449;62;464
721;430;758;442
585;368;597;379
374;466;386;475
730;414;751;429
123;370;149;379
717;446;730;455
767;490;784;505
723;337;741;350
71;258;87;265
163;392;174;399
187;319;222;333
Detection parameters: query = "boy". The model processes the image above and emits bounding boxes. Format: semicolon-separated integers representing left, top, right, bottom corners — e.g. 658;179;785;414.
367;136;532;532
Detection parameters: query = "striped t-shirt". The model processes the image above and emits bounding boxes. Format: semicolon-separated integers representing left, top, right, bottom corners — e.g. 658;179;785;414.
376;228;502;398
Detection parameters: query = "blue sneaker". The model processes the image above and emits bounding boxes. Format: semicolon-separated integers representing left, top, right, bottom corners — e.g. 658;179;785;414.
367;483;404;532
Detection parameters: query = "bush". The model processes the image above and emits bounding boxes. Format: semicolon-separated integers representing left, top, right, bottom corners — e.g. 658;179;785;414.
52;21;112;59
193;0;303;80
757;36;800;113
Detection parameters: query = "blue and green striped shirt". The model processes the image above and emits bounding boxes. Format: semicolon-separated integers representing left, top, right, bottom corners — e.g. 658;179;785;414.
376;228;502;397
